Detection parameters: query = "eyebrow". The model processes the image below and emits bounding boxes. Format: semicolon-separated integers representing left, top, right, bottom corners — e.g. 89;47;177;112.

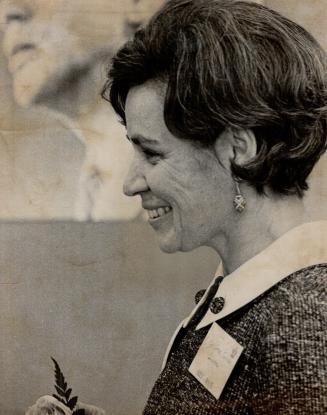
126;134;160;147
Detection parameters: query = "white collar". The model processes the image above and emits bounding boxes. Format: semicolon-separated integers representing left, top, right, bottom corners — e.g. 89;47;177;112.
196;221;327;330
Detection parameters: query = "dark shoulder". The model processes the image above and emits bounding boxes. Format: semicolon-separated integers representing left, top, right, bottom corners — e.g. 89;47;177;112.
266;263;325;306
240;264;327;336
285;263;326;296
253;265;327;414
263;263;326;332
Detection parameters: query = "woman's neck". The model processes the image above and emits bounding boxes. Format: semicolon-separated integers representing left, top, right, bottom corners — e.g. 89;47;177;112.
209;187;308;275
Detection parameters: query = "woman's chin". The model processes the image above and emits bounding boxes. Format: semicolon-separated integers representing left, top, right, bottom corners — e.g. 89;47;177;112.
158;240;179;254
156;234;181;254
156;234;196;254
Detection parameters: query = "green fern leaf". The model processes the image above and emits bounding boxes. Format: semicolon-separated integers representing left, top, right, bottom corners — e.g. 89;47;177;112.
51;357;82;412
67;396;78;410
53;394;67;406
55;385;67;397
51;357;67;392
65;388;72;400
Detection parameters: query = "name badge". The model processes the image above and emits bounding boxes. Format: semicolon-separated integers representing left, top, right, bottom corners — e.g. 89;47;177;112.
189;323;243;399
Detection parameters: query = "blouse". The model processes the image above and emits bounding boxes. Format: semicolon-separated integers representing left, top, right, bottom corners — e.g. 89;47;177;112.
143;221;327;414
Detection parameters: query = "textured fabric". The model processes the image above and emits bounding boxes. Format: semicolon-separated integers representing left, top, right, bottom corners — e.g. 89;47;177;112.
143;264;327;415
197;221;327;328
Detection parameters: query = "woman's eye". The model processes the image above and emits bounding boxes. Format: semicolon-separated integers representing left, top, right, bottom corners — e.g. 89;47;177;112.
143;149;161;163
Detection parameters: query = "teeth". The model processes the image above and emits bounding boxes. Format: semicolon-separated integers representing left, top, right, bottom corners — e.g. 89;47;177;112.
158;208;165;216
147;206;172;219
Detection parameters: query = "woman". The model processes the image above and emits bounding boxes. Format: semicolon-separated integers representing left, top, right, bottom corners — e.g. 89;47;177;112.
27;0;326;414
104;0;327;413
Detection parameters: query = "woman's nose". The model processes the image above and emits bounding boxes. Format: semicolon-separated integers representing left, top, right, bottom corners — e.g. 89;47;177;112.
123;158;148;197
0;0;32;26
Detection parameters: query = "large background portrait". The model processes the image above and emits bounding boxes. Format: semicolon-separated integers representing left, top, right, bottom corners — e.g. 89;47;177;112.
0;0;325;221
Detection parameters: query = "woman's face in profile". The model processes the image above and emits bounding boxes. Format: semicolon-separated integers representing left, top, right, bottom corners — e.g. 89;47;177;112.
0;0;161;107
124;81;234;253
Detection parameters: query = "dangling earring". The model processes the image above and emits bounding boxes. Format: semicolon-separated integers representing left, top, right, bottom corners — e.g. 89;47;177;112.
233;177;246;213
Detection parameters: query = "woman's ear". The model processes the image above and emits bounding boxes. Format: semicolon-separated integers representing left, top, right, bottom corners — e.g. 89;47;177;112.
213;127;257;169
231;128;257;165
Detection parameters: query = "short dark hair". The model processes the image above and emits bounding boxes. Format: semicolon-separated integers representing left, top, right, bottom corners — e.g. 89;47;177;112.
103;0;327;196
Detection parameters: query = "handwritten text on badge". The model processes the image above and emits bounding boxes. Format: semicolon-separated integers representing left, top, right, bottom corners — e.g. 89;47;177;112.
189;323;243;399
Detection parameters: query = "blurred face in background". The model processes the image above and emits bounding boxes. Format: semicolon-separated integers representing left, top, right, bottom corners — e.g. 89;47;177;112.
0;0;162;107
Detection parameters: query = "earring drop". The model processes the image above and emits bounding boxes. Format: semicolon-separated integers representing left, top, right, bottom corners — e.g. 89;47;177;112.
233;177;246;213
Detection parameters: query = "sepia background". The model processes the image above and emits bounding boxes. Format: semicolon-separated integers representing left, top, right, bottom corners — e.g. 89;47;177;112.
0;1;326;414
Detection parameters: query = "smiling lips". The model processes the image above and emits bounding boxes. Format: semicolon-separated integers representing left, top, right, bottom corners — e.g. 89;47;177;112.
147;206;172;220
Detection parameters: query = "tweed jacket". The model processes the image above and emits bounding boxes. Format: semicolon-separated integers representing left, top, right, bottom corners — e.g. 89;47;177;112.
143;222;327;414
